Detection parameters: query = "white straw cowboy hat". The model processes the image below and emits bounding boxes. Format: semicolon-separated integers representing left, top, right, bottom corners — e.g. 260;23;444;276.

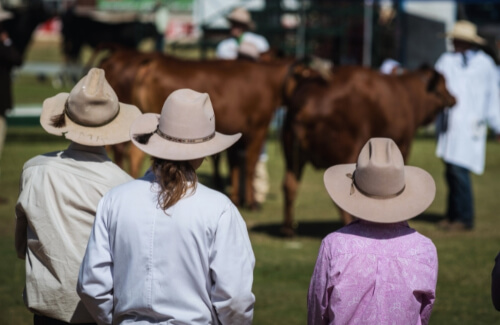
238;41;260;60
323;138;435;223
446;20;486;45
40;68;142;146
130;89;241;161
226;7;255;29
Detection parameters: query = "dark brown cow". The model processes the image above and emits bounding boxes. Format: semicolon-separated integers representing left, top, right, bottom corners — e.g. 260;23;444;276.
281;65;456;236
127;54;297;209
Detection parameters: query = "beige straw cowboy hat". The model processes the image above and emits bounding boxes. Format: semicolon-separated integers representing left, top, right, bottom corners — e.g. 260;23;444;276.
226;7;255;29
40;68;142;146
324;138;435;223
130;89;241;161
446;20;486;45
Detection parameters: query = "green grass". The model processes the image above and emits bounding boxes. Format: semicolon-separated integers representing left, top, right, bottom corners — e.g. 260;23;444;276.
2;130;500;325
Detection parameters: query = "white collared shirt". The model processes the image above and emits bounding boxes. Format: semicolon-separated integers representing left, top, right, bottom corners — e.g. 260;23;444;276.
15;142;133;323
77;171;255;325
216;31;270;59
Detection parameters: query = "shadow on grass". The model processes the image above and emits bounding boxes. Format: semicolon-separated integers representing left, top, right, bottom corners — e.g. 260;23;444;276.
250;220;344;239
413;212;445;224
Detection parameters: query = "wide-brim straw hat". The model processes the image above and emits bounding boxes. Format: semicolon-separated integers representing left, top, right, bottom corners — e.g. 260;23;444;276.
130;89;241;161
324;138;435;223
226;7;255;29
40;68;142;146
446;20;486;45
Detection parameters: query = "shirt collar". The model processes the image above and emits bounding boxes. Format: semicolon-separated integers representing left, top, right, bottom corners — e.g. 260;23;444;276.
67;142;108;156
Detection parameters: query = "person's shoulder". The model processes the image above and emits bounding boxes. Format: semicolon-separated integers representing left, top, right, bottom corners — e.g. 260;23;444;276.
21;151;63;170
194;182;232;203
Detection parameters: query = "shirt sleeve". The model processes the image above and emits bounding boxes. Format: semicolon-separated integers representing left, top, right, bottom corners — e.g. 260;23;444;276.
209;202;255;325
14;170;28;259
307;240;331;325
77;197;114;325
419;242;439;325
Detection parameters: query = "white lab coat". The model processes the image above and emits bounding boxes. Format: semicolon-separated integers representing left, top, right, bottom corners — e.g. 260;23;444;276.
77;171;255;325
435;50;500;174
216;31;269;59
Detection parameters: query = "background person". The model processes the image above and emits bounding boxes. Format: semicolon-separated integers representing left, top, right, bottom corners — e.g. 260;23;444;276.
14;68;141;324
308;137;438;325
216;6;269;60
77;89;255;325
435;20;500;231
0;7;21;204
492;252;500;311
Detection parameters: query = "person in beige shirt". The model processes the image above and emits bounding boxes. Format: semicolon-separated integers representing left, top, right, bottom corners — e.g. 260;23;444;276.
15;68;141;324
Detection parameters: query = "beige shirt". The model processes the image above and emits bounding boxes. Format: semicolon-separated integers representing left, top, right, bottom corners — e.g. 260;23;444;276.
15;142;133;323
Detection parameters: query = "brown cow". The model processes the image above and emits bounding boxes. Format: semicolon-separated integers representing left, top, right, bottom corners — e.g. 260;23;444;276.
281;65;456;236
128;54;298;209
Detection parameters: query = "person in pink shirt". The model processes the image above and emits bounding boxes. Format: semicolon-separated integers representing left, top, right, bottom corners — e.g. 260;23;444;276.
308;137;439;325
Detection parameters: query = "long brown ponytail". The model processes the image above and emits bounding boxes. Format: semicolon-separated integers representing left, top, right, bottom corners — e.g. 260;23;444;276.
151;157;198;211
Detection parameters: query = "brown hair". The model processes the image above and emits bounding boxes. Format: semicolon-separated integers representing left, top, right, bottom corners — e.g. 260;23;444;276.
151;157;198;211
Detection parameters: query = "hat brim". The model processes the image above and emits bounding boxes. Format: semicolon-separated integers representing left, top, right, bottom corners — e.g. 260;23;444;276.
324;164;435;223
445;32;486;45
40;93;142;146
130;113;242;161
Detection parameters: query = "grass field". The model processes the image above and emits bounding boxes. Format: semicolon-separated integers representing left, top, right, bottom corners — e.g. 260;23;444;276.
1;38;500;324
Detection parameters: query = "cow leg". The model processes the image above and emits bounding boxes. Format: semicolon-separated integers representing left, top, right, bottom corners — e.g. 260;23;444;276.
226;146;242;206
282;160;306;237
108;143;127;169
211;154;224;191
129;143;147;178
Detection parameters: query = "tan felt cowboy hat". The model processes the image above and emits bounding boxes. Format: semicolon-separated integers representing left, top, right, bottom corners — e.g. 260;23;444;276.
324;138;435;223
226;7;255;29
40;68;142;146
130;89;241;161
446;20;486;45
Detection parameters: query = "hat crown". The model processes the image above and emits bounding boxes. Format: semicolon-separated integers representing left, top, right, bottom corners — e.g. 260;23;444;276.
159;89;215;140
227;7;252;24
354;138;405;197
67;68;120;126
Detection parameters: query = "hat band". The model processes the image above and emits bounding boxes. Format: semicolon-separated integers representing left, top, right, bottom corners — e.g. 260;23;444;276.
156;125;215;144
347;172;406;199
65;99;120;128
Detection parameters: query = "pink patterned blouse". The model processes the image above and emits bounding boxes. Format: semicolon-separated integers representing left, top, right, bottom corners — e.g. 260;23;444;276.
308;220;438;325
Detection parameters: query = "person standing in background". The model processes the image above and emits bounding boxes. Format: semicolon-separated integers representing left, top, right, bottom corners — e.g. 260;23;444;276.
216;7;269;60
0;6;21;204
435;20;500;231
15;68;141;324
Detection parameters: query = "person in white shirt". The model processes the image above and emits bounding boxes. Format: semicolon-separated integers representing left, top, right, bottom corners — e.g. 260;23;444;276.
15;68;142;324
435;20;500;231
77;89;255;325
216;7;269;60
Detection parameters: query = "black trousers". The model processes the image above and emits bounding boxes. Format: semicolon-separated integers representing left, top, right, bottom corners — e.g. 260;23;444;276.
34;314;97;325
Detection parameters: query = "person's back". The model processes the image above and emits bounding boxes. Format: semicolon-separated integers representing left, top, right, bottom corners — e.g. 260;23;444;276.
307;138;438;325
15;68;141;324
309;220;437;324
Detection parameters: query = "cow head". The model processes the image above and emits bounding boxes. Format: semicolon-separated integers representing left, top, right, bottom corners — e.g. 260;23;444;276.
419;66;456;124
283;56;332;105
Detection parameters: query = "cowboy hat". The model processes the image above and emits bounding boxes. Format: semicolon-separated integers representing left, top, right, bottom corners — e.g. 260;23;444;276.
238;41;260;60
40;68;142;146
323;138;435;223
0;5;12;22
130;89;241;161
446;20;486;45
226;7;255;29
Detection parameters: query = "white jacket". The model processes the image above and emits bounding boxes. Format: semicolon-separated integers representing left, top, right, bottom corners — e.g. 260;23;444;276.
435;50;500;174
77;171;255;325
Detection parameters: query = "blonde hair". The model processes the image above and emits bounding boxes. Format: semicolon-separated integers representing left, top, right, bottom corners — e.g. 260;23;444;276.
151;157;198;211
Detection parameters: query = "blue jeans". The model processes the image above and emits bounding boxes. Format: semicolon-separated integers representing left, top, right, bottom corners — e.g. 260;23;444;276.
445;162;474;228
